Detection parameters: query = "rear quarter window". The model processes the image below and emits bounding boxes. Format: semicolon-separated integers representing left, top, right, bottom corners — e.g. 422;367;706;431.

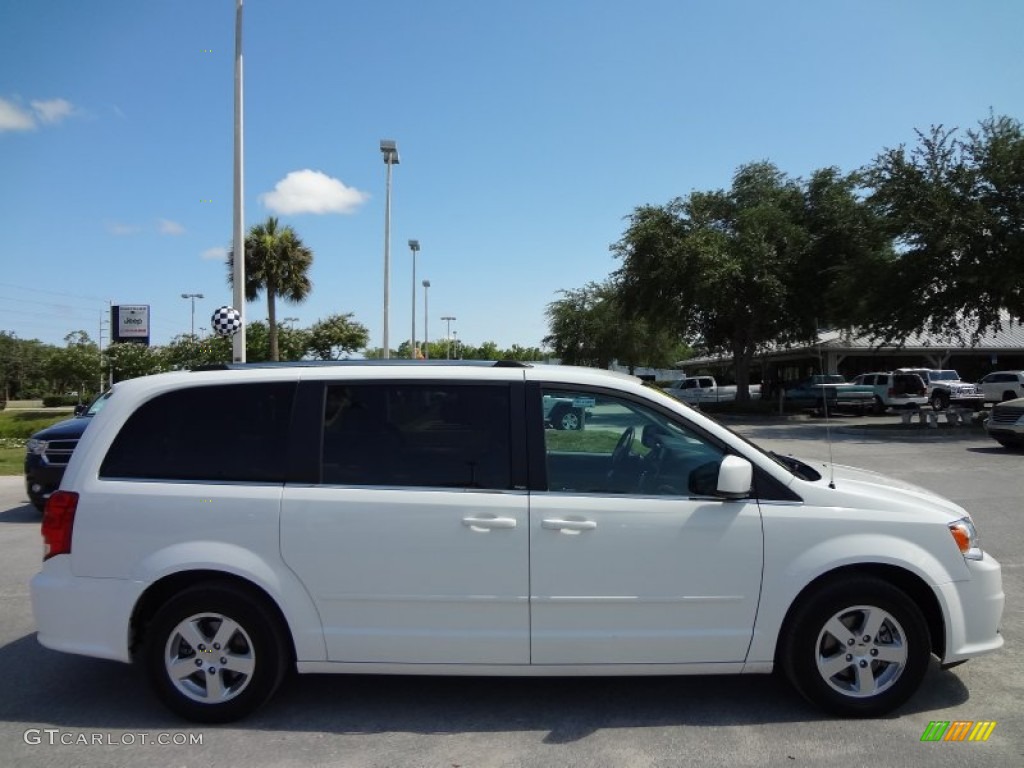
100;382;296;483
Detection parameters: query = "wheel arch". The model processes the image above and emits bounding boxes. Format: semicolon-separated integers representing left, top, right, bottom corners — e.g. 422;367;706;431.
773;563;945;665
129;570;297;664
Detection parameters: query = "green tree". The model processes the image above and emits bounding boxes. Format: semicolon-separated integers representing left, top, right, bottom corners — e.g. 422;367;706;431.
0;331;52;400
307;314;369;360
103;342;166;383
545;280;684;373
544;282;620;369
228;216;314;361
500;344;548;361
615;162;884;399
164;334;232;370
863;114;1024;339
45;331;101;397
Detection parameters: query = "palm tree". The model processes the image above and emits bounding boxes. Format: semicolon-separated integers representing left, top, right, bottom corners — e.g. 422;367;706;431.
228;216;314;361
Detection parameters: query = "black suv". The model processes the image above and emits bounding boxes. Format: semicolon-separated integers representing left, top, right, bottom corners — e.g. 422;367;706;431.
24;390;113;511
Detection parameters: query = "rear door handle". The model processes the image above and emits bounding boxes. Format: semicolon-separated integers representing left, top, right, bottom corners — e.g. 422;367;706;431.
541;518;597;533
462;516;517;532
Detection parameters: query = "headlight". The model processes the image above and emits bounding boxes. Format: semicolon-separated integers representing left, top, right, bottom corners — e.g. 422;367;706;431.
25;438;46;455
949;517;983;561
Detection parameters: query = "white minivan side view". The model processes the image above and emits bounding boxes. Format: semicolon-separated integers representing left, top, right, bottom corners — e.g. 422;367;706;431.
30;362;1004;722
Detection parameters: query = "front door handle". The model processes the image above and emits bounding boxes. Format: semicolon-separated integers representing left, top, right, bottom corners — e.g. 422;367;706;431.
462;516;517;532
541;518;597;533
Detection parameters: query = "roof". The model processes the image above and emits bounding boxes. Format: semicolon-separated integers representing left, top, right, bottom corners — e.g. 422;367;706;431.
683;312;1024;367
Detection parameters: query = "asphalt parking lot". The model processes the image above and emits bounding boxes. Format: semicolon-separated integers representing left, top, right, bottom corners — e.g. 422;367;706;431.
0;419;1021;767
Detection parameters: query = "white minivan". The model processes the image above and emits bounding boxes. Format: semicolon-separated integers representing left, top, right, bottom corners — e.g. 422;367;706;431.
30;362;1004;722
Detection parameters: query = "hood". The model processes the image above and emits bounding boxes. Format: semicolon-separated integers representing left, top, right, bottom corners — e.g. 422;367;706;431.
794;458;968;520
32;415;92;441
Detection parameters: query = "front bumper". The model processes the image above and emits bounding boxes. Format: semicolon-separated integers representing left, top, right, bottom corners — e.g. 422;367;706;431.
936;552;1004;664
24;457;65;505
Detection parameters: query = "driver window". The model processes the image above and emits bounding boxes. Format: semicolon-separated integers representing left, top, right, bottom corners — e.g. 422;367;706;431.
542;389;725;496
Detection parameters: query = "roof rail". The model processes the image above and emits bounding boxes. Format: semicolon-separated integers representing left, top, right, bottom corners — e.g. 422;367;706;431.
190;359;533;372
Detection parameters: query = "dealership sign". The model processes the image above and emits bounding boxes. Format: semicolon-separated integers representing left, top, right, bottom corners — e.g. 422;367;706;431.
111;304;151;345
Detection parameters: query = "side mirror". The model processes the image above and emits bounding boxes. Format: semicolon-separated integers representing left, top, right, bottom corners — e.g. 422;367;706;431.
73;404;88;416
716;455;752;499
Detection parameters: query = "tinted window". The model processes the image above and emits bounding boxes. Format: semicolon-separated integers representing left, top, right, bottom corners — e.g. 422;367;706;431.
100;383;295;482
321;383;511;489
542;388;725;496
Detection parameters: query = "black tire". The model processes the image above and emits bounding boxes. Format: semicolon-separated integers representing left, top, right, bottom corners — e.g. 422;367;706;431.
1002;391;1016;402
995;437;1024;451
551;405;582;431
872;396;885;416
145;582;289;723
931;391;949;411
780;576;930;717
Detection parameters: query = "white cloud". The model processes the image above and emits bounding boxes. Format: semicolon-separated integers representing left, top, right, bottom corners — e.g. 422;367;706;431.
31;98;74;124
158;219;185;235
260;169;368;215
202;246;228;261
106;221;140;236
0;96;78;132
0;97;35;132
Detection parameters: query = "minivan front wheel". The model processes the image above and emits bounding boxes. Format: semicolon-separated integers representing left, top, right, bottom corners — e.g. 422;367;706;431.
780;577;930;717
145;583;288;723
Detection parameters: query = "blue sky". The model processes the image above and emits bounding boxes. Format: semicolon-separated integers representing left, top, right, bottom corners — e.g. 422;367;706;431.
2;0;1023;353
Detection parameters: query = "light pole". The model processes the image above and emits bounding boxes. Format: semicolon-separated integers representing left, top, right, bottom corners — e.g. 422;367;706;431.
452;330;459;360
421;280;430;359
408;239;420;357
181;293;204;337
441;315;456;359
231;0;246;363
380;139;400;359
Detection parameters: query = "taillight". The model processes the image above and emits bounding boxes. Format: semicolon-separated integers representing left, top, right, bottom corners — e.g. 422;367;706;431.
41;490;78;560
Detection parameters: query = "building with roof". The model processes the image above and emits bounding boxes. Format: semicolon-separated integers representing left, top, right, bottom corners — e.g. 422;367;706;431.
681;314;1024;389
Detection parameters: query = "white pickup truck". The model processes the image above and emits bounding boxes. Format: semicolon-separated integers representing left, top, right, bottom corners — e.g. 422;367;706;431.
665;376;761;403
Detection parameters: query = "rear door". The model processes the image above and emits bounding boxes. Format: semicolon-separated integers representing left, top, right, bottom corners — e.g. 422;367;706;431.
281;378;530;664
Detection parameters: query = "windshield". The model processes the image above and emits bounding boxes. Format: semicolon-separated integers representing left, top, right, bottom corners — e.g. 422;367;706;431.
932;371;959;381
84;389;114;417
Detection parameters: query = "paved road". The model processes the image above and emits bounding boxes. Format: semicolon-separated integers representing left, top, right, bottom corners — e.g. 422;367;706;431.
0;423;1021;767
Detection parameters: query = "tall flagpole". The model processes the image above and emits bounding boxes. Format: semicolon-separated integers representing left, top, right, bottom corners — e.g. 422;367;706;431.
232;0;247;362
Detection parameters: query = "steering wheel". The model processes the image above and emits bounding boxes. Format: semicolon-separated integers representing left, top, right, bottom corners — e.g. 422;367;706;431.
611;426;635;469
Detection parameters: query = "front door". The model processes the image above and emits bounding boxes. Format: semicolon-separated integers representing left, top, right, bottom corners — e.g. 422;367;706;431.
530;386;763;665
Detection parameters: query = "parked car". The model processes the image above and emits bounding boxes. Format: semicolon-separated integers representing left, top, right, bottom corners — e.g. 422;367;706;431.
664;376;761;403
850;372;928;414
895;369;984;411
543;393;588;430
783;375;875;414
977;371;1024;404
23;389;115;512
31;361;1003;723
984;396;1024;449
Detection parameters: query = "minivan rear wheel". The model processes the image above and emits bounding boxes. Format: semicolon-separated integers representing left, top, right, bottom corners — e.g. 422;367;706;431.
145;583;288;723
780;577;930;717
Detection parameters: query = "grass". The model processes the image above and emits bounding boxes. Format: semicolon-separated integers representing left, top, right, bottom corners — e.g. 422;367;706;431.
0;410;74;476
545;429;649;455
0;446;23;476
0;410;73;439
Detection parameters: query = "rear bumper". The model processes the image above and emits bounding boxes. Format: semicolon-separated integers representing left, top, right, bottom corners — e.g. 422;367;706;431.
30;556;143;664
